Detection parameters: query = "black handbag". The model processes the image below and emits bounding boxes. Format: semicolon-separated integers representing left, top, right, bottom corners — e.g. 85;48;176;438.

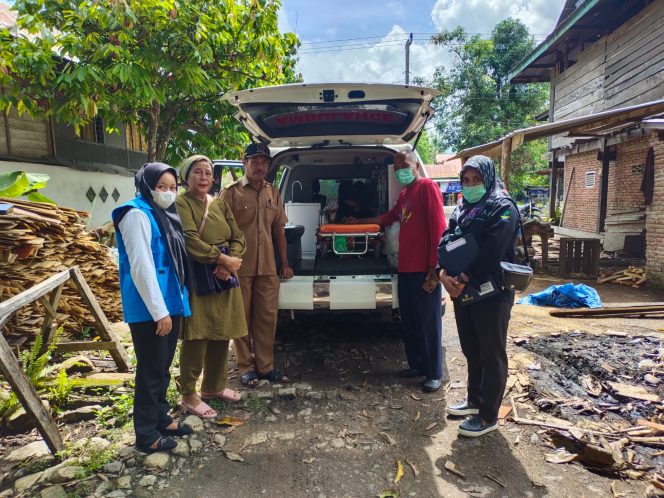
191;195;239;296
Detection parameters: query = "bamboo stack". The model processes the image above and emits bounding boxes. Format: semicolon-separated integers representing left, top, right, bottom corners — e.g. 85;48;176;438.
0;197;122;340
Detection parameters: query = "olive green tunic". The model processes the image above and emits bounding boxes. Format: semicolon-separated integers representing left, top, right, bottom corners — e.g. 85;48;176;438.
175;192;248;341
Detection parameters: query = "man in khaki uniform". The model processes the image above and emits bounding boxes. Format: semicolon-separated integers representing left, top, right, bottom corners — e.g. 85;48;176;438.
221;143;293;387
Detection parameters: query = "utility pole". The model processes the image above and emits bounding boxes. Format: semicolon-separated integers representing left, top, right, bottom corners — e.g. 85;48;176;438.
405;33;413;85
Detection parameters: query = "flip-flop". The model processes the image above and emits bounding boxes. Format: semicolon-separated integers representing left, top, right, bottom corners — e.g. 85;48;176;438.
181;400;218;419
240;371;259;388
201;388;242;402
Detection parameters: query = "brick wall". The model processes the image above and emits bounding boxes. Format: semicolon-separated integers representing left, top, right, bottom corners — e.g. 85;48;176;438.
608;138;650;212
562;151;601;233
645;132;664;286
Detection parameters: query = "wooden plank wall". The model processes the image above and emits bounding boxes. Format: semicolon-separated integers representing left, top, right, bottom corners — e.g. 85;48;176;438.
552;1;664;123
4;107;50;159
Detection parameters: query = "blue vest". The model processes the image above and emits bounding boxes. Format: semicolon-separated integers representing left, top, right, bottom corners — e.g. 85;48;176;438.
112;195;191;323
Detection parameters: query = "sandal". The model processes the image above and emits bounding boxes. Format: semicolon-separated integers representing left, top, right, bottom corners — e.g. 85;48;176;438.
181;400;218;419
240;371;259;388
160;420;194;437
201;388;242;403
137;436;177;454
259;369;289;383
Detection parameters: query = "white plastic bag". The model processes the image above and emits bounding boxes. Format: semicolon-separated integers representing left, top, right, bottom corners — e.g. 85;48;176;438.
384;222;400;268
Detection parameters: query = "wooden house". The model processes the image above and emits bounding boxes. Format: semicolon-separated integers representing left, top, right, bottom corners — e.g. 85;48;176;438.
0;3;147;227
467;0;664;285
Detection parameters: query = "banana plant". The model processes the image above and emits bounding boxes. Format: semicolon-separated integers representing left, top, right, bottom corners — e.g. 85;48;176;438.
0;171;55;204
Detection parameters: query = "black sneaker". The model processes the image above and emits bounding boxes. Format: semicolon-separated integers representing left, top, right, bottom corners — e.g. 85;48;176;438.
446;400;479;416
457;416;498;437
160;421;193;437
136;436;177;454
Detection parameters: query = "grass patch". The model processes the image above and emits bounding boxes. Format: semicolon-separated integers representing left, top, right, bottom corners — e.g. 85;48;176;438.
244;396;268;415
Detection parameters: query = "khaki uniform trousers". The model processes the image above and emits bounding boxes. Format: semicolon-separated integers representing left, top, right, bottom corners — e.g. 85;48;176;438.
179;339;230;395
234;275;280;375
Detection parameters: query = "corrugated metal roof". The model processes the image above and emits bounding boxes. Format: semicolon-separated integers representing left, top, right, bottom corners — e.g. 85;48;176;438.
452;98;664;159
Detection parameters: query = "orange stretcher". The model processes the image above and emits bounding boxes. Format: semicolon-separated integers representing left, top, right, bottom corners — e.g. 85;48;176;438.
317;223;383;257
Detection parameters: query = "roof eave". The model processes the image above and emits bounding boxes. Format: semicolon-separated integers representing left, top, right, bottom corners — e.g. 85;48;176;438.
508;0;603;83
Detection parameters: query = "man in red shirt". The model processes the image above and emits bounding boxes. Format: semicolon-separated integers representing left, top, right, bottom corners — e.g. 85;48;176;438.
347;149;447;391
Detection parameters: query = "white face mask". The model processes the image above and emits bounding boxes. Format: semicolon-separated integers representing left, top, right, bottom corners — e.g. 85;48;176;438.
151;189;176;209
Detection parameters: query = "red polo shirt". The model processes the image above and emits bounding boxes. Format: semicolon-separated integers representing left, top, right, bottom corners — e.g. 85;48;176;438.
380;178;446;273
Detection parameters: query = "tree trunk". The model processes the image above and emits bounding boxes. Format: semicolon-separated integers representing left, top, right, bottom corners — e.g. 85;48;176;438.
147;100;160;162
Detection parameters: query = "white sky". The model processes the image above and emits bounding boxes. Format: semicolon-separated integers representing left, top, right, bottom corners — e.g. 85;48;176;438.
280;0;567;84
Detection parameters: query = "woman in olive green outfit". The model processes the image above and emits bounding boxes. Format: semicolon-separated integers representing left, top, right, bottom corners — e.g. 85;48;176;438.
175;155;248;419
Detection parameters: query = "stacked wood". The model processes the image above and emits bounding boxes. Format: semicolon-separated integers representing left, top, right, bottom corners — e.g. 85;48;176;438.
0;197;122;340
597;266;646;287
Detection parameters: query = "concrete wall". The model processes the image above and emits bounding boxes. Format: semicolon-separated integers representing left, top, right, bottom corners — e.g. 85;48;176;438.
0;160;135;228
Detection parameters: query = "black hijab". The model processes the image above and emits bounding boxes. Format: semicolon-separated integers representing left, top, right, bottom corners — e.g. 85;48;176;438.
116;162;189;290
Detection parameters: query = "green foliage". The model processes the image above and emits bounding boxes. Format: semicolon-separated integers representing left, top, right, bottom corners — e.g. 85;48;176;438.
95;391;134;429
415;129;435;164
74;446;115;479
509;139;550;195
427;19;549;184
50;369;73;408
244;395;268;415
1;326;62;419
0;171;55;203
1;0;301;164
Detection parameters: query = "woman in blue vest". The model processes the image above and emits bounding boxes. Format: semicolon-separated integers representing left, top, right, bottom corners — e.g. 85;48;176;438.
113;162;192;453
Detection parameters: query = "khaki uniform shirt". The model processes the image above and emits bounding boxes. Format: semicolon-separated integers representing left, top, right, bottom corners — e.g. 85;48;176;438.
221;177;288;277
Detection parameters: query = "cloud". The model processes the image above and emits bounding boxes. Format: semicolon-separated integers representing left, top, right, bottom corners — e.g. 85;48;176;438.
431;0;565;37
296;25;448;84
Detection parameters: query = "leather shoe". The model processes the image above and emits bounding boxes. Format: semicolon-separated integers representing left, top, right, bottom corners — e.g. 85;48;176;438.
398;368;424;378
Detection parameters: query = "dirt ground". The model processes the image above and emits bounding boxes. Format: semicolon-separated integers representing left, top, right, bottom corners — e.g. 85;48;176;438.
163;276;664;498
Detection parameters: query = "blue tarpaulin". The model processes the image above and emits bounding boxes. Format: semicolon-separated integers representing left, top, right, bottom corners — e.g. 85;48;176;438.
517;283;603;308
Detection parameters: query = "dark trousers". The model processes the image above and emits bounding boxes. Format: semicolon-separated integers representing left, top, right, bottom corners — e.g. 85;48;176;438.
454;291;513;422
397;272;443;380
130;316;181;448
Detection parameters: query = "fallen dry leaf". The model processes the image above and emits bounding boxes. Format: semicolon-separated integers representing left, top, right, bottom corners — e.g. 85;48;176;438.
214;416;245;427
411;393;423;401
425;422;438;431
444;460;466;478
545;449;577;464
381;432;397;446
414;411;420;422
394;460;404;484
302;457;316;464
224;451;245;462
406;460;420;477
377;491;398;498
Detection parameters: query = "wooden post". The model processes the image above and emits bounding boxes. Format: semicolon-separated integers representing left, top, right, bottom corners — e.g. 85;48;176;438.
69;267;130;371
501;137;512;192
0;267;131;454
0;314;64;455
38;282;65;355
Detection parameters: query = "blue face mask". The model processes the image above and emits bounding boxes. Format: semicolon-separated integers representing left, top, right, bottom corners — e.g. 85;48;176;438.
462;184;487;203
395;168;416;186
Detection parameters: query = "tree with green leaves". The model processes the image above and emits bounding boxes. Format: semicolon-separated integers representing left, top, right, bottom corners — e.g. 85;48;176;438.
0;0;300;165
428;18;548;188
415;128;435;165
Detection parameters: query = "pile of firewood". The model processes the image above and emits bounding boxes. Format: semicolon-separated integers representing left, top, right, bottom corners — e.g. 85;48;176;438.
0;197;122;341
597;266;646;287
